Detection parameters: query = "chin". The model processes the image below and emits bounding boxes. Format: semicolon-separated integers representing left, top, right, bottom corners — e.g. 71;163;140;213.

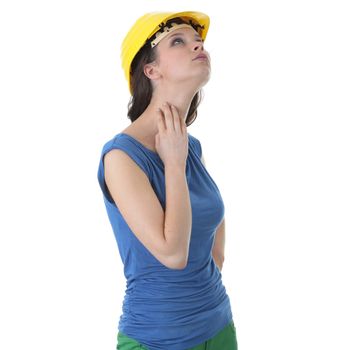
198;74;211;89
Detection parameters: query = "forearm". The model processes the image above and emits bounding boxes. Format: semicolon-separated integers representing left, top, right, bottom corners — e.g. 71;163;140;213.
163;164;192;266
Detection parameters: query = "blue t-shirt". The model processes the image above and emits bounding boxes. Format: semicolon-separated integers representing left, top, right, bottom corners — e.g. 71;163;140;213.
97;132;233;350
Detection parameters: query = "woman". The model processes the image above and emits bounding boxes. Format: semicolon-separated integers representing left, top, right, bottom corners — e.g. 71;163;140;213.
97;11;238;350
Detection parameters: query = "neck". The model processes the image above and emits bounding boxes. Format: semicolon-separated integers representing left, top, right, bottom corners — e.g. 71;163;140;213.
137;85;199;138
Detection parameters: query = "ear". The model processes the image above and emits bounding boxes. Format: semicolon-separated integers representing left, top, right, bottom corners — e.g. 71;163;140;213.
143;62;161;81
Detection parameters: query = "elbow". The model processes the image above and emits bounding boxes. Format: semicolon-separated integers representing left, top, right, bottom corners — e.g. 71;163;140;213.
212;253;225;271
166;254;189;270
172;259;188;270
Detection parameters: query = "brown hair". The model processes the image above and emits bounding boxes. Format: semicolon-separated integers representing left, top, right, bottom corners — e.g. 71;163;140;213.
127;17;204;127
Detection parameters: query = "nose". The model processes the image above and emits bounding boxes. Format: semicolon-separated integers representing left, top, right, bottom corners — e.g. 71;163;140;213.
193;40;204;52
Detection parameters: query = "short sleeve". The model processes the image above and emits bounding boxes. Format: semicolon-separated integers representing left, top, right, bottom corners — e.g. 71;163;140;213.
189;134;202;159
97;136;153;205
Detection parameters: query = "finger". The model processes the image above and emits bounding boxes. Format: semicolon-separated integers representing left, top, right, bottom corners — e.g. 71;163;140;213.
171;105;182;134
181;116;187;134
156;109;166;133
162;103;175;131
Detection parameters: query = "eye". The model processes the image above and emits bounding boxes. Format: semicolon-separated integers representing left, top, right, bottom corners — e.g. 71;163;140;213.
171;37;184;45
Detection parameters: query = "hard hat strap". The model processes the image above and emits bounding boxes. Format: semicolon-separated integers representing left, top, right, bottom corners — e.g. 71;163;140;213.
150;23;195;48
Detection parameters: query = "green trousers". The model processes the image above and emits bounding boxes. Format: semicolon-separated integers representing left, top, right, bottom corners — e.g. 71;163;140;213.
117;320;238;350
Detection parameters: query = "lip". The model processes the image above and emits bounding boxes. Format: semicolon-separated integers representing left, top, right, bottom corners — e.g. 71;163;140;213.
193;53;208;61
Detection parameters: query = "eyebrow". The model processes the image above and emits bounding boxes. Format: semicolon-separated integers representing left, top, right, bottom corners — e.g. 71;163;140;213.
167;32;202;40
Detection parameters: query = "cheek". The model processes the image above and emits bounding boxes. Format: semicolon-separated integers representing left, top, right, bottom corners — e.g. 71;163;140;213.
162;55;189;75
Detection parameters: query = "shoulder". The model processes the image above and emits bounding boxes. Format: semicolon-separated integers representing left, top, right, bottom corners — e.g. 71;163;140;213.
99;132;153;180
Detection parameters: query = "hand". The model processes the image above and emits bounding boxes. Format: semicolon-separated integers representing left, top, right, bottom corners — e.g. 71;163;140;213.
155;102;188;168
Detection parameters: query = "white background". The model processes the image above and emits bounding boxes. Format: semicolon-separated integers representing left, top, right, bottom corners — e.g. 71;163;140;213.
0;0;349;349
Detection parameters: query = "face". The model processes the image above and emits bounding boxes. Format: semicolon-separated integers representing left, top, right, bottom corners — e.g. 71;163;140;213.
151;26;211;90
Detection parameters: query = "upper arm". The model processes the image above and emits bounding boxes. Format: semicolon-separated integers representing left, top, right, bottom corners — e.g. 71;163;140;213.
212;218;225;273
200;150;225;267
103;149;181;269
202;151;224;262
212;218;225;260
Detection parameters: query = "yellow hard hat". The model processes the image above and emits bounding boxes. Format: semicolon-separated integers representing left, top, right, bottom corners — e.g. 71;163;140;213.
121;11;210;94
